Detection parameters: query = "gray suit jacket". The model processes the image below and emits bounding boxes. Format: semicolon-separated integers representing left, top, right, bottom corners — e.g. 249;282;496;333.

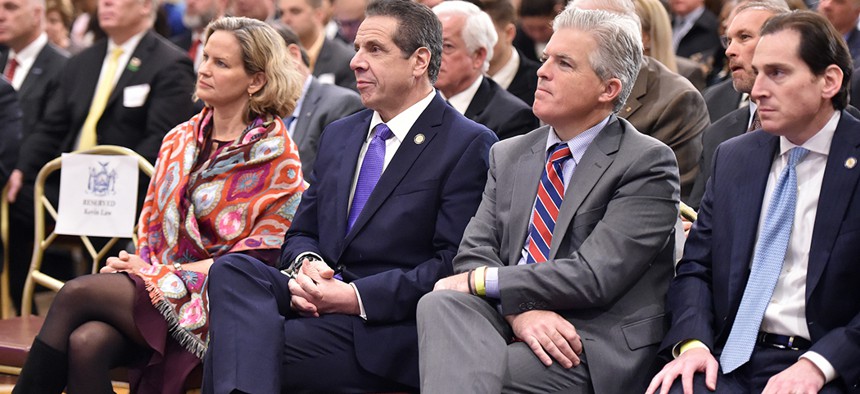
312;37;357;92
292;76;363;176
453;116;679;393
620;56;709;201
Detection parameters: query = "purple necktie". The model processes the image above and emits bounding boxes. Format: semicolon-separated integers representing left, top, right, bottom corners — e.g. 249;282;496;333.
348;123;393;232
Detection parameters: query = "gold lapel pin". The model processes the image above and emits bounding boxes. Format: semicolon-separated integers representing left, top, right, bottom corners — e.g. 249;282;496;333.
414;133;425;144
846;157;857;169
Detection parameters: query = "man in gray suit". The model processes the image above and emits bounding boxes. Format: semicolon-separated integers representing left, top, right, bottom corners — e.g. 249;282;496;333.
417;7;679;394
272;22;363;175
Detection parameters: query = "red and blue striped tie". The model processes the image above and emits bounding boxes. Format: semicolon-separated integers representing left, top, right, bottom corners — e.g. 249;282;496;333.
526;143;572;264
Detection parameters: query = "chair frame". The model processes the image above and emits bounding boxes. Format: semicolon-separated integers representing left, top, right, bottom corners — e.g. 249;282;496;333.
18;145;154;316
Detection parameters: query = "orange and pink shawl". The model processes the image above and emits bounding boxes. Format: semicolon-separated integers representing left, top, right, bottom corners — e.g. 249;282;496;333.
134;107;304;358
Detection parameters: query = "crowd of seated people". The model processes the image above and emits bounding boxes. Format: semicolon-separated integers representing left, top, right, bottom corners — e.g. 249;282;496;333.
1;0;860;392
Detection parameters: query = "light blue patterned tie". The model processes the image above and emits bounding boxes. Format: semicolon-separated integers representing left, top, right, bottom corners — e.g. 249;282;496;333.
347;123;392;232
720;147;809;373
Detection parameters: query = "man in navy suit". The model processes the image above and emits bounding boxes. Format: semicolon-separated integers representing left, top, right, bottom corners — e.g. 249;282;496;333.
202;1;497;392
648;11;860;394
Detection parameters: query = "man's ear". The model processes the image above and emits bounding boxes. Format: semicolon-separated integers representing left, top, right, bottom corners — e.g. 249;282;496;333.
413;47;432;78
598;78;622;106
821;64;844;102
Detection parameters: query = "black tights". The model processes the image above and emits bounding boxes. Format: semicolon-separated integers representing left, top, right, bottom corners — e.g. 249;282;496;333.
38;273;151;394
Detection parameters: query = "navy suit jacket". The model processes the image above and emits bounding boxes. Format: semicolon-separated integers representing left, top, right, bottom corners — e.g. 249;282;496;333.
703;78;743;123
464;77;538;140
662;110;860;390
280;92;497;385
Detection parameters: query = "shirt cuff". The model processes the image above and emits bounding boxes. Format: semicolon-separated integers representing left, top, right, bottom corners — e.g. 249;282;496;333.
485;267;499;298
294;251;323;266
672;339;709;358
800;351;837;384
349;282;367;321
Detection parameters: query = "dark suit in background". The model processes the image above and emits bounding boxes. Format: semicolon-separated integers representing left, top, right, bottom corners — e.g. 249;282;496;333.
504;48;540;106
845;28;860;63
17;30;195;177
0;79;21;186
703;78;744;122
662;112;860;392
0;44;68;136
687;105;750;208
292;76;364;175
620;57;709;200
313;37;357;91
204;93;498;392
675;8;721;64
464;77;538;140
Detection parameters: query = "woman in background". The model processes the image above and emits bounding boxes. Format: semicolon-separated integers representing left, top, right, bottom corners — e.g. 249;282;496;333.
13;17;304;394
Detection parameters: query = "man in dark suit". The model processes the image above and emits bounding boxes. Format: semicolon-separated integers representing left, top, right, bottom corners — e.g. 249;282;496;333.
4;0;195;311
433;1;537;140
514;0;561;61
272;21;363;175
688;0;789;209
202;1;497;392
482;0;541;107
671;0;721;70
703;79;744;122
0;78;21;187
418;7;679;393
818;0;860;62
0;0;68;135
648;11;860;393
279;0;356;91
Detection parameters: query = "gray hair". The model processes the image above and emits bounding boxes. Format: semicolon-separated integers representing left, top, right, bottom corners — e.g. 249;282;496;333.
553;7;643;112
433;1;498;73
567;0;642;28
733;0;790;17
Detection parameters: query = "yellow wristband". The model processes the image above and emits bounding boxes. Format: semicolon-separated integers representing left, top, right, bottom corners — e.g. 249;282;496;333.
474;266;486;296
678;339;709;356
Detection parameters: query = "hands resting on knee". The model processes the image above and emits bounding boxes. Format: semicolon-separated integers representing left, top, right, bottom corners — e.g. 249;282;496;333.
288;258;360;317
645;348;825;394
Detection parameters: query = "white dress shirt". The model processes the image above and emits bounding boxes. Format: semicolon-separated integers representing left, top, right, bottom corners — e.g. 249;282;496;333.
443;75;483;115
4;33;49;90
757;110;839;382
346;90;437;319
490;48;520;90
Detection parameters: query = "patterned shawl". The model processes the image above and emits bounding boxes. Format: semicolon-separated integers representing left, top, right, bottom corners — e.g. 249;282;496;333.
134;107;304;357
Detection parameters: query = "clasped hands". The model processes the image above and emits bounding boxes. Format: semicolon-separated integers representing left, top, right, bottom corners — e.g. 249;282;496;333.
646;347;826;394
433;271;583;369
288;258;360;317
100;250;149;274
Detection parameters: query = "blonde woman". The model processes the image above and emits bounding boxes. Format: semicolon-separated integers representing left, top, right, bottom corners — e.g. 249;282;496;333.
13;17;305;394
635;0;707;89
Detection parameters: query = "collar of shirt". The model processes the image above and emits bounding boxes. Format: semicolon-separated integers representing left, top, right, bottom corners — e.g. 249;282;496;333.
545;114;610;166
778;110;839;159
368;90;436;144
6;33;48;89
445;74;483;115
490;48;519;90
675;6;705;28
106;30;147;87
191;30;204;70
747;100;757;129
307;30;326;70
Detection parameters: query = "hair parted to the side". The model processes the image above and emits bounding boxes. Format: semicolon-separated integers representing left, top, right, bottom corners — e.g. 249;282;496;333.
433;1;498;73
201;16;303;119
365;0;443;83
760;10;852;110
553;7;643;112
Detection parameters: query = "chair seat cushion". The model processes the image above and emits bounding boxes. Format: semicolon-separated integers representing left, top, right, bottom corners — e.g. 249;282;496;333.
0;316;44;368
